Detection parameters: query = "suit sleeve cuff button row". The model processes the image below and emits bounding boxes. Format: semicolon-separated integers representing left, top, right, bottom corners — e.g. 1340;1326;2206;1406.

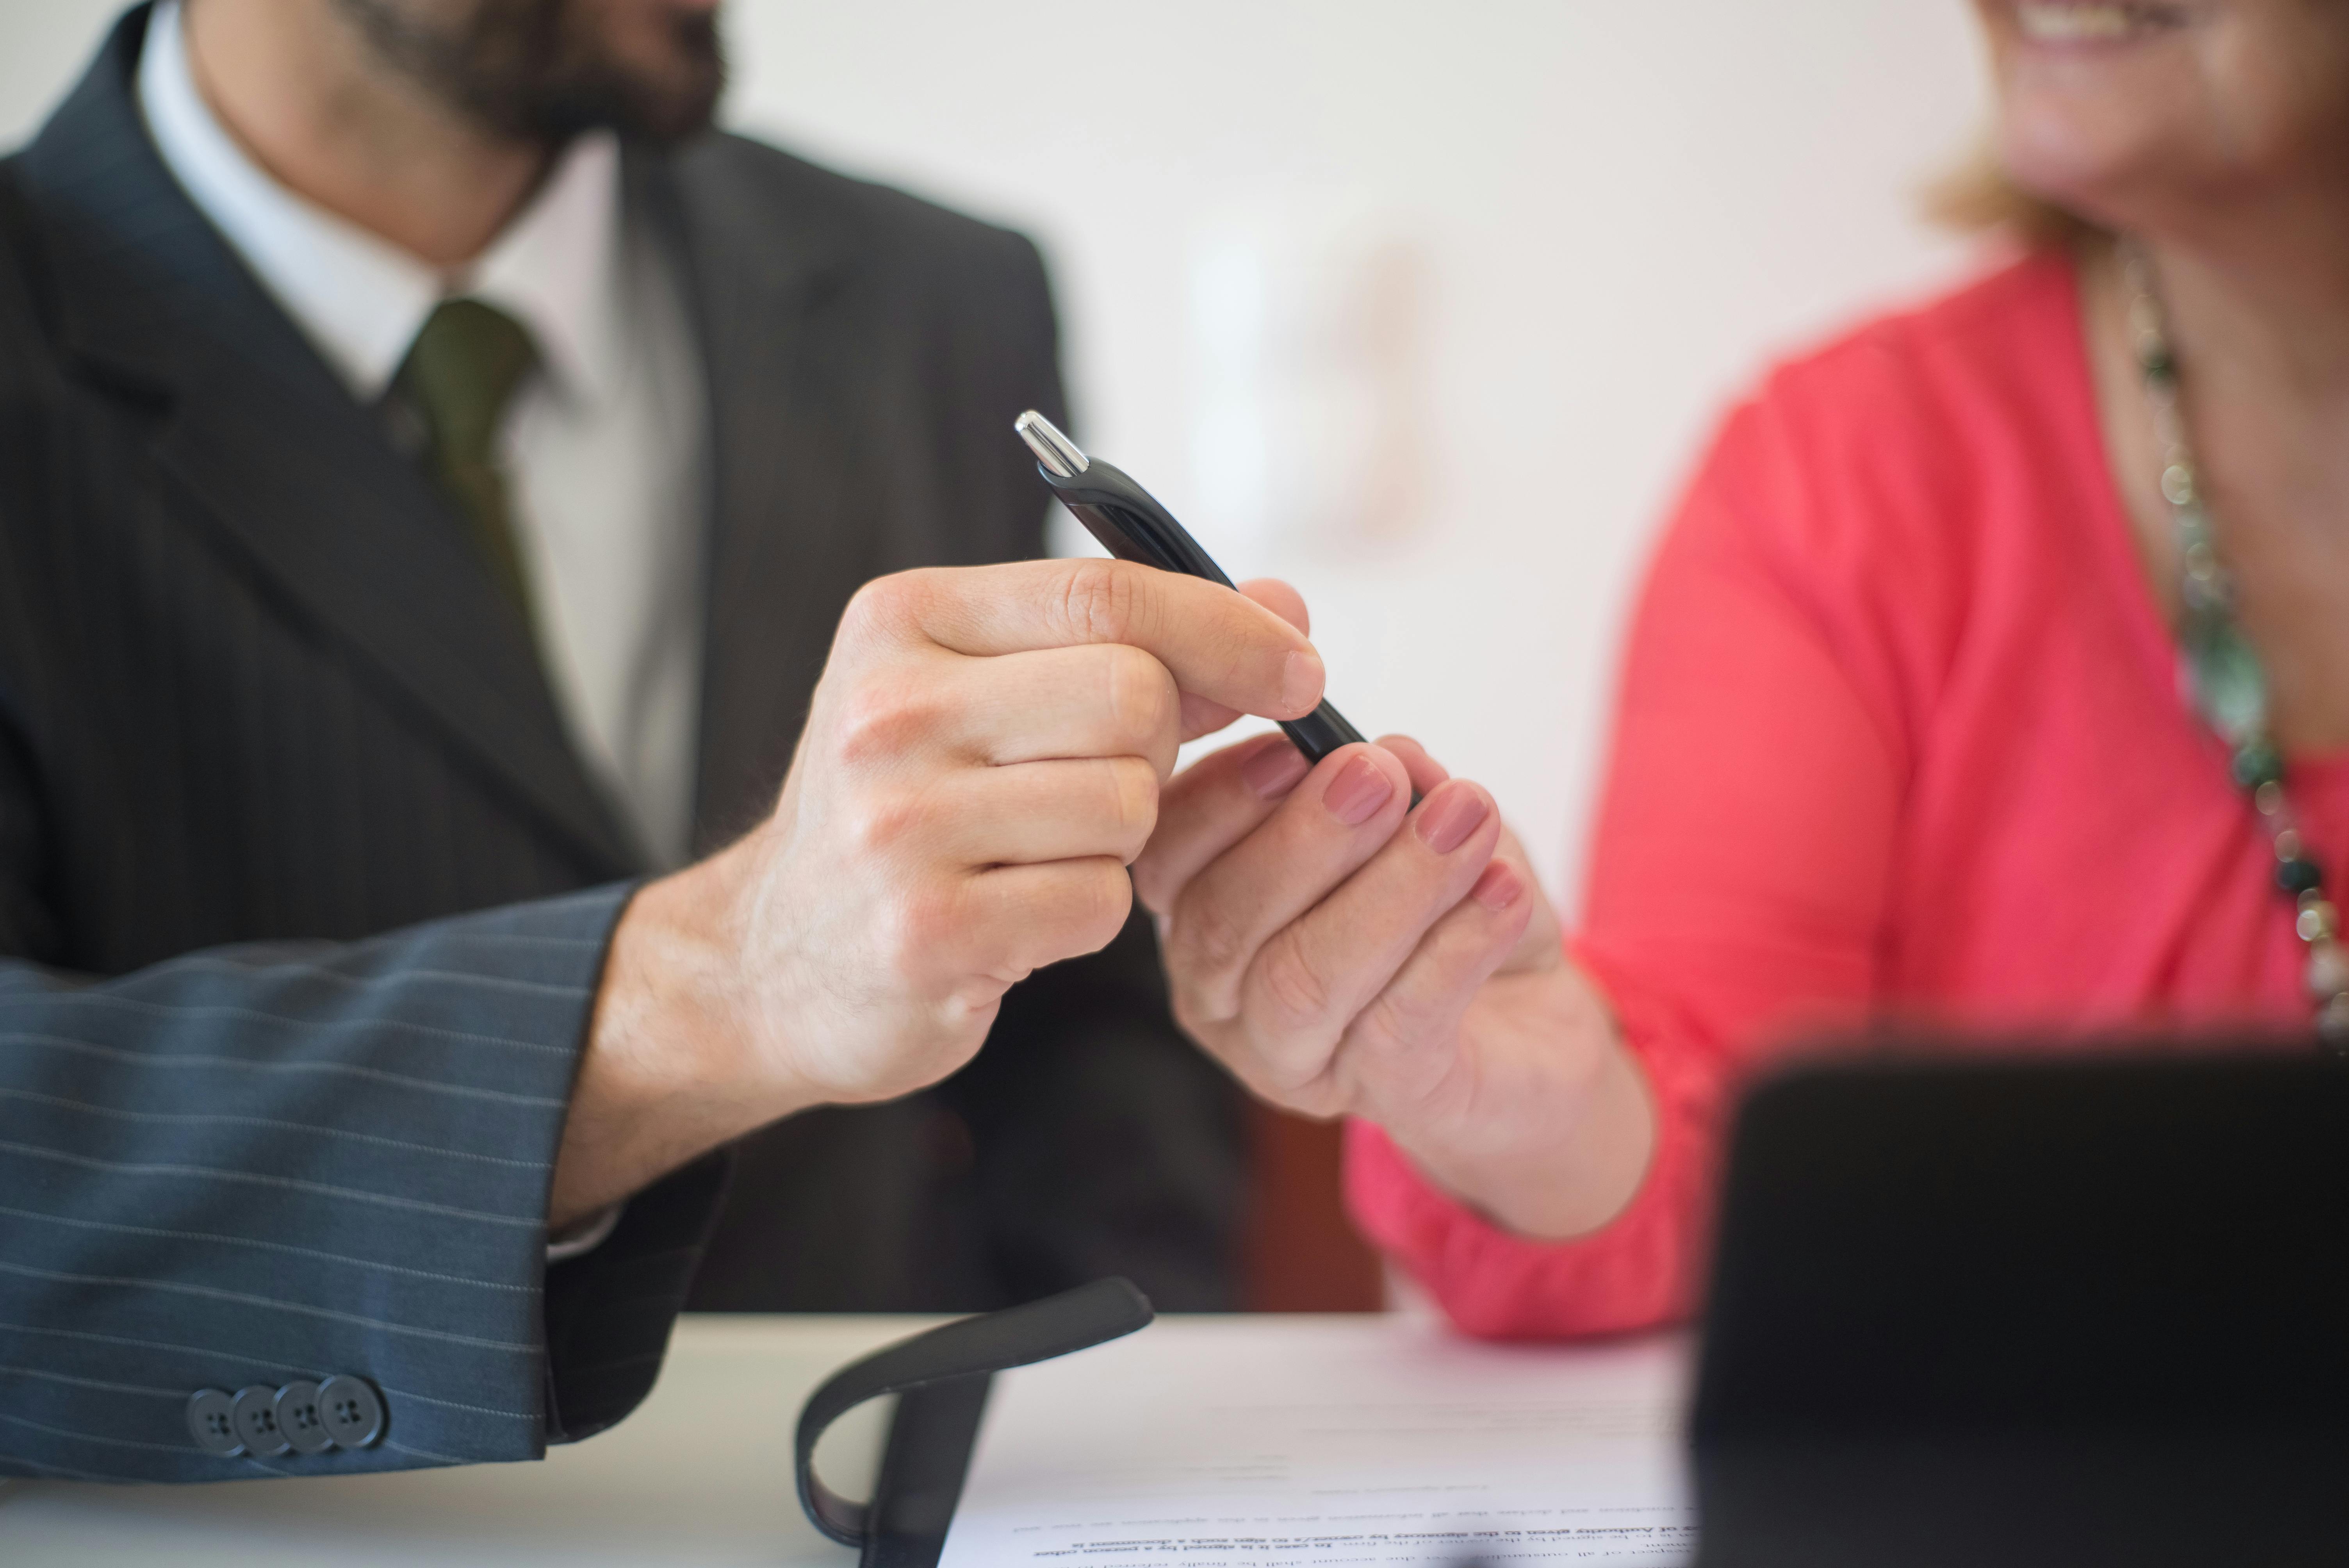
186;1376;385;1459
275;1379;336;1454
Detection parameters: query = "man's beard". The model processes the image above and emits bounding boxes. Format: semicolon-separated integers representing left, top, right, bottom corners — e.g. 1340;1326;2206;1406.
334;0;725;148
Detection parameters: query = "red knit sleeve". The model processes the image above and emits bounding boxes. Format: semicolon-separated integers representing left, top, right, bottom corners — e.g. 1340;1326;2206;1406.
1347;344;1942;1336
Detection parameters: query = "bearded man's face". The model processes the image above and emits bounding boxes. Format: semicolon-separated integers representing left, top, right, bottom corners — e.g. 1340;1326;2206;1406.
334;0;725;146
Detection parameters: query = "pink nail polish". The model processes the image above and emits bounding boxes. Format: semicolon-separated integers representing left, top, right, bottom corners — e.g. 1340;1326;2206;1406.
1471;861;1521;911
1239;738;1310;800
1415;785;1491;855
1322;754;1395;826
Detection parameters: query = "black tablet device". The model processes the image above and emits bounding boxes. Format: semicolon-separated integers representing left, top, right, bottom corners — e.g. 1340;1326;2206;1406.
1690;1045;2349;1568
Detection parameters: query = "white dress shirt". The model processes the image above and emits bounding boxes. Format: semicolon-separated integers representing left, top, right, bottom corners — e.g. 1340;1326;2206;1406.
137;0;708;870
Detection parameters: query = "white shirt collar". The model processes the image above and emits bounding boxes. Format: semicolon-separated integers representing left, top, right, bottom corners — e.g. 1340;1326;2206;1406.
136;0;624;406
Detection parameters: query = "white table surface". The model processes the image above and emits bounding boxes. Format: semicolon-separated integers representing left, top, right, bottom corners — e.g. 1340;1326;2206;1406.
0;1314;1693;1567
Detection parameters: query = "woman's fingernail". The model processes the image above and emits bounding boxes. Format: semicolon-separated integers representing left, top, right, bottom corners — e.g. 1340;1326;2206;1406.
1281;650;1326;715
1471;861;1522;911
1415;784;1492;855
1323;754;1395;826
1240;738;1310;800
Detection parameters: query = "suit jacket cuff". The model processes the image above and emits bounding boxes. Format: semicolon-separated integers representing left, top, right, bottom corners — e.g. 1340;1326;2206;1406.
542;1149;731;1443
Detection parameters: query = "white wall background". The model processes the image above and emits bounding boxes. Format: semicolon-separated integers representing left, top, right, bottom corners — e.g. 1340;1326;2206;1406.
2;2;1990;906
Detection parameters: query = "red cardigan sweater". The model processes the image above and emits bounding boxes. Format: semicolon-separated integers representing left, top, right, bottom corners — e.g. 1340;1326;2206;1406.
1347;252;2346;1338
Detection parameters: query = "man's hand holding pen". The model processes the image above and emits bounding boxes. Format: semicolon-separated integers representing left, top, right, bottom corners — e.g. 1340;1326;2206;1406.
547;558;1325;1226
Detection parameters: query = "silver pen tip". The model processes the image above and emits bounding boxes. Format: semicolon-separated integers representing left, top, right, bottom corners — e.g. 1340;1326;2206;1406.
1015;410;1089;479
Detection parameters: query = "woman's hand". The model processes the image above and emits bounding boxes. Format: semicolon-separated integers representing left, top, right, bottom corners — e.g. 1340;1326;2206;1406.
1137;732;1549;1115
1133;602;1656;1239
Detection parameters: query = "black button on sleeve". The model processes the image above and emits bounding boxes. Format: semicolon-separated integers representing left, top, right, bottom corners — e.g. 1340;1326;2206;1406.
275;1379;336;1455
317;1374;386;1448
231;1384;292;1457
185;1388;244;1457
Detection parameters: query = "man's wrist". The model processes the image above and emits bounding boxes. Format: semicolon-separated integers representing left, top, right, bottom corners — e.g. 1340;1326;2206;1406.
547;848;816;1228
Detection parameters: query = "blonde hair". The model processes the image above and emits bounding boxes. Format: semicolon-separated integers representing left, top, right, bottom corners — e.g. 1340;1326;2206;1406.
1922;138;2101;251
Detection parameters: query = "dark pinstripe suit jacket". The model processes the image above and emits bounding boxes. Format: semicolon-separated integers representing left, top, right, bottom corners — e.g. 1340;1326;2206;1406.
0;7;1240;1482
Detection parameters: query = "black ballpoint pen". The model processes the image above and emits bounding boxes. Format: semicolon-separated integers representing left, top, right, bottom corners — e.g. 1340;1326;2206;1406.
1014;409;1385;775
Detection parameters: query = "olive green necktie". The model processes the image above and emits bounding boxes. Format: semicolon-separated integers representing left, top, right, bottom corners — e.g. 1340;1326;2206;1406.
392;298;541;626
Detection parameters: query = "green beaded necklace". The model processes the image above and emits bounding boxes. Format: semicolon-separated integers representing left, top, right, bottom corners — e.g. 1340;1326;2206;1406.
2120;241;2349;1047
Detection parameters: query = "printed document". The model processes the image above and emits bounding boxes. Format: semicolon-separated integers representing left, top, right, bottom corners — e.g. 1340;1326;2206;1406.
936;1317;1694;1568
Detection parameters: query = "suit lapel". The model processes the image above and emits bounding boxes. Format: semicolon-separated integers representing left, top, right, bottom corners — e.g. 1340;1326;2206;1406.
19;8;639;880
642;143;880;852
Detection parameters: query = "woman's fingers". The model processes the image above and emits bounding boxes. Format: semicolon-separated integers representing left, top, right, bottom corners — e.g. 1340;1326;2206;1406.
1133;733;1310;912
1142;718;1543;1124
1325;852;1534;1112
1228;778;1505;1093
1376;733;1450;798
1136;730;1445;919
1488;824;1565;972
1161;743;1414;1025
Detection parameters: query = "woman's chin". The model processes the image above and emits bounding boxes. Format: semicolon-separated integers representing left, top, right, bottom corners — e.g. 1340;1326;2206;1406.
1989;109;2176;231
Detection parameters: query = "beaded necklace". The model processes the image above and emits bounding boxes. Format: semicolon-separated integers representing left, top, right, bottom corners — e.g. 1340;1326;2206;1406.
2120;241;2349;1049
